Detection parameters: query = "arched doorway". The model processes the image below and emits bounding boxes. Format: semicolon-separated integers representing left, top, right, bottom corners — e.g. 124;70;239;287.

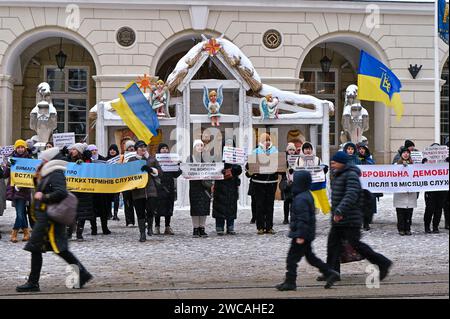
298;34;389;163
1;27;100;145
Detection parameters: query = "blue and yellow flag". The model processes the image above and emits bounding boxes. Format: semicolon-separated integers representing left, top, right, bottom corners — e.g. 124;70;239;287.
439;0;449;45
358;50;404;120
311;181;331;215
112;82;159;143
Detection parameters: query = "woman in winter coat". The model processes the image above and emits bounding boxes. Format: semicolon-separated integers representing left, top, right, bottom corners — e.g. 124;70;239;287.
247;133;279;235
343;142;361;166
213;139;243;235
87;144;111;235
280;143;296;225
67;143;95;240
106;144;121;221
128;140;162;242
16;147;92;292
357;143;377;231
393;147;417;236
154;143;182;235
0;139;32;243
189;140;212;238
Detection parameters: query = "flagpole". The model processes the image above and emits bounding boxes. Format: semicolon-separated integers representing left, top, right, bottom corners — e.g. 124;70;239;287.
434;0;441;143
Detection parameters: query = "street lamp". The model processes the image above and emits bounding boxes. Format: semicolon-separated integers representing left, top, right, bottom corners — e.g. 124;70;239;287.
55;38;67;71
320;43;332;74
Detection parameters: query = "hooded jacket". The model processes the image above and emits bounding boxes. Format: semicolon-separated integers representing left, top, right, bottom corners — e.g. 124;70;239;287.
330;164;363;228
343;143;361;166
358;145;375;165
106;144;120;160
289;170;316;241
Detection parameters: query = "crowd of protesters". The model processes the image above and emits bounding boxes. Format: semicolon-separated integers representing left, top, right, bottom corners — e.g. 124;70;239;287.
0;133;448;292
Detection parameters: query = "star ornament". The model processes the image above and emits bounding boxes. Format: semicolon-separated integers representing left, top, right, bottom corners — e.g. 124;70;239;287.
137;74;153;93
203;38;221;56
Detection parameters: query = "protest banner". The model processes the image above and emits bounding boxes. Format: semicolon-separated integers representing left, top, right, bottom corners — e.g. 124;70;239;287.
410;151;423;164
287;155;301;168
52;133;75;149
247;153;287;175
422;146;449;164
294;166;326;183
223;146;247;165
358;163;449;193
180;163;224;180
10;158;148;193
156;153;180;172
0;145;14;164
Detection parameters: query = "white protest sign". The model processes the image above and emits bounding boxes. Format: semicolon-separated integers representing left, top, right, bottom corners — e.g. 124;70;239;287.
156;153;181;172
223;146;247;165
181;163;224;180
287;155;301;167
294;166;326;183
422;146;449;164
53;132;75;149
410;151;423;164
0;145;14;164
358;164;449;193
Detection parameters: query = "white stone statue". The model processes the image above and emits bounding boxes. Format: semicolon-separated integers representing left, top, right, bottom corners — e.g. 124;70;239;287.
30;82;58;148
340;84;369;145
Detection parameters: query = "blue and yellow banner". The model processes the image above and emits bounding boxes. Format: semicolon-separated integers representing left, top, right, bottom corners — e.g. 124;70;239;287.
112;82;160;143
357;50;404;120
10;158;148;193
439;0;449;45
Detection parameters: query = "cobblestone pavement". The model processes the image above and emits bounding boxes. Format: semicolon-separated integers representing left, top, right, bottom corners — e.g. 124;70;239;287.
0;194;448;297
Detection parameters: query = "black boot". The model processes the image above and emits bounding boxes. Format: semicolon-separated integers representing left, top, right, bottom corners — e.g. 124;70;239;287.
147;215;153;236
425;225;432;233
138;219;146;242
100;217;111;235
113;211;120;221
193;228;200;238
275;275;296;291
16;282;40;292
76;223;84;241
91;220;98;236
198;227;208;238
324;270;340;289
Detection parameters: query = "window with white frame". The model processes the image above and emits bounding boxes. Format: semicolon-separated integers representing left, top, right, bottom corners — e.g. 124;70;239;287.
300;69;338;146
45;66;89;142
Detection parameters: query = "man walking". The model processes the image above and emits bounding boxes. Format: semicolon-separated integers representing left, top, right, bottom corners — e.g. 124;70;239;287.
323;151;392;282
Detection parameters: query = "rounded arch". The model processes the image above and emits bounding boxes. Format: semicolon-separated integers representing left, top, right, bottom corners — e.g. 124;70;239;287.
1;26;101;81
150;29;222;76
295;31;390;77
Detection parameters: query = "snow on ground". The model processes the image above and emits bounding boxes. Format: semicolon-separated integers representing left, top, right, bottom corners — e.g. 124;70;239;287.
0;194;448;290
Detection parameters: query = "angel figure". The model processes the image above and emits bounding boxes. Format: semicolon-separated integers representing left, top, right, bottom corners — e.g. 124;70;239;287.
203;85;223;127
150;80;171;118
259;94;279;120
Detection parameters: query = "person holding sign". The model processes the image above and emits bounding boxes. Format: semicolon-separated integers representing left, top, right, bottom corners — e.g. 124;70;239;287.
16;147;92;292
154;143;182;236
128;140;162;242
246;133;279;235
393;147;417;236
213;139;243;236
0;139;32;243
188;140;212;238
279;143;296;225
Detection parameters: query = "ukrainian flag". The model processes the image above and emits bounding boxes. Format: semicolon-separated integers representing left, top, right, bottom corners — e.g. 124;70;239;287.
311;181;331;215
112;82;160;142
358;50;404;120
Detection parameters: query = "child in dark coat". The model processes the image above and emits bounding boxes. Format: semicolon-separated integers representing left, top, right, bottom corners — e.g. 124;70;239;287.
276;170;340;291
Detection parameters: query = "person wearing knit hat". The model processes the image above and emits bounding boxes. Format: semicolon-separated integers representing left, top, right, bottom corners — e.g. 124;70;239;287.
404;140;415;151
69;143;87;156
323;150;392;282
124;140;135;152
392;139;417;164
154;143;182;235
247;132;279;234
280;143;297;224
286;143;296;153
16;146;93;293
4;139;32;243
343;142;361;166
127;140;162;242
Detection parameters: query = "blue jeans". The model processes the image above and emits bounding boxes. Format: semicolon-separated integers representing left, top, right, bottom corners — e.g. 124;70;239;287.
14;199;29;230
215;218;235;232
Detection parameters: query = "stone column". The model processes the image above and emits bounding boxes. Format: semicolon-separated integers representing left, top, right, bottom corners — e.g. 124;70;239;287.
0;75;14;146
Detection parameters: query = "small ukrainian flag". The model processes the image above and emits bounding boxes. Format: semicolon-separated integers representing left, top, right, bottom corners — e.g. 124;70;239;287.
358;50;404;120
311;181;331;215
112;82;160;143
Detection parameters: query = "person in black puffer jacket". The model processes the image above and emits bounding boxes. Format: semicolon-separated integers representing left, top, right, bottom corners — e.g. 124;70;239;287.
276;170;340;291
322;151;392;283
212;139;242;236
16;147;92;292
